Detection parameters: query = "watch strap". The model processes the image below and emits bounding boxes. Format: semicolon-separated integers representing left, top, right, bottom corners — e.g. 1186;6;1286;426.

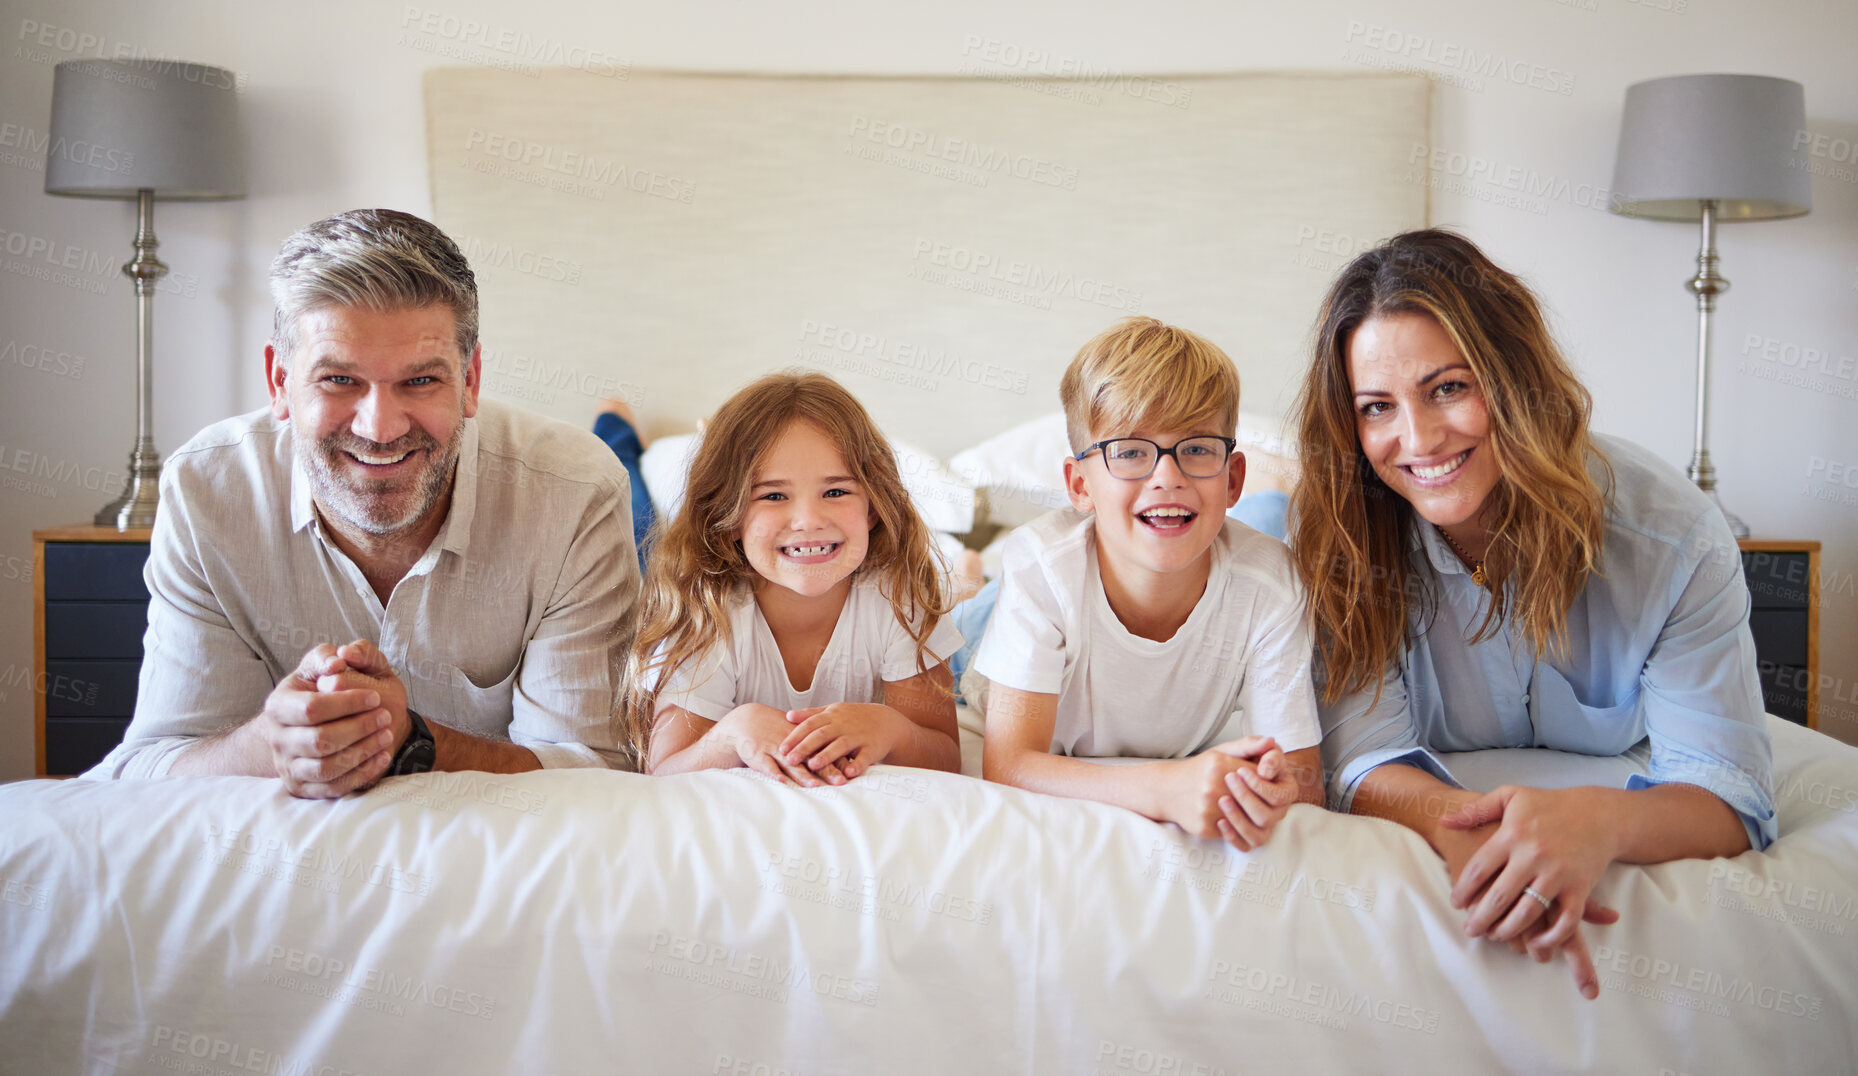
387;709;437;777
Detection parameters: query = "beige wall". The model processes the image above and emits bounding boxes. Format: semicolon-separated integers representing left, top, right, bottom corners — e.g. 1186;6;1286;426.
1;0;1854;779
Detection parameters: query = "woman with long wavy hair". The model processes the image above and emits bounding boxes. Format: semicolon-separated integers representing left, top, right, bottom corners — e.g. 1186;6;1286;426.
1290;230;1774;1000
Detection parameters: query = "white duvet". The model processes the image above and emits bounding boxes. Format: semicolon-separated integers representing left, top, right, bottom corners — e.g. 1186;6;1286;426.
2;716;1853;1075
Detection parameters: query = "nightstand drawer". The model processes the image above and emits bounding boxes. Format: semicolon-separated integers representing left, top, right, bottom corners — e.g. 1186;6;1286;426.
1746;610;1808;667
44;543;151;602
35;525;155;778
43;660;140;717
1741;551;1810;610
43;717;131;776
1756;661;1810;725
44;602;148;658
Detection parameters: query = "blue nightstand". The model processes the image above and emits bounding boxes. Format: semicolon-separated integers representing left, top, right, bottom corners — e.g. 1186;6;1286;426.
1739;539;1820;729
33;524;151;776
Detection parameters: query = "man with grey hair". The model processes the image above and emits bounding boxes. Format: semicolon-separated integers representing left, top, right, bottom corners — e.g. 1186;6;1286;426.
88;208;638;795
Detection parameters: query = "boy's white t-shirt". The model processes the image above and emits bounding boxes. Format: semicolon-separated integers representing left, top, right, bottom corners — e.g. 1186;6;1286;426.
972;509;1321;758
653;576;965;719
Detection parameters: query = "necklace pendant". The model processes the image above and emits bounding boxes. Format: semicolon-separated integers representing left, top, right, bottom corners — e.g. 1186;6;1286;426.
1471;564;1487;588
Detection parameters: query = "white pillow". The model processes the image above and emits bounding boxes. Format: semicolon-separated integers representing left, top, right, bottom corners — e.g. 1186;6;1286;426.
638;433;975;534
948;413;1073;529
891;441;976;535
949;410;1296;529
1235;410;1296;459
638;433;701;518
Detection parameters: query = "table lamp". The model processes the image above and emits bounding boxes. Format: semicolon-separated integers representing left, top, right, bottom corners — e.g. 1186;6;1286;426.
1609;73;1811;539
44;58;245;529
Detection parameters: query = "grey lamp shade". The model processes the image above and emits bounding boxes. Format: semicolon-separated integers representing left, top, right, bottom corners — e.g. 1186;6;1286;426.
44;59;244;200
1610;74;1810;222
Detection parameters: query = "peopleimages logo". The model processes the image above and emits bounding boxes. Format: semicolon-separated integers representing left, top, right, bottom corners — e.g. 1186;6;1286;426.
150;1026;367;1076
457;236;582;285
462;129;696;204
847;117;1079;191
263;945;498;1019
0;339;87;379
199;823;435;898
1343;21;1576;96
0;441;124;499
909;238;1144;313
956;36;1194;109
13;19;248;92
0;225;116;275
399;6;629;78
759;851;995;926
645;931;881;1007
1094;1040;1234;1076
1592;945;1823;1020
0;120;135;175
796;319;1030;396
1203;960;1443;1033
1406;143;1610;212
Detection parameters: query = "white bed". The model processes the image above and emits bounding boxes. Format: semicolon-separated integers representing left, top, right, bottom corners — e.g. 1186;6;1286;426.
2;715;1852;1074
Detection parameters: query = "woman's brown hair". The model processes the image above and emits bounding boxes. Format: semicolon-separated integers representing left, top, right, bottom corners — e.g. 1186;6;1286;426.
622;371;949;767
1290;229;1611;704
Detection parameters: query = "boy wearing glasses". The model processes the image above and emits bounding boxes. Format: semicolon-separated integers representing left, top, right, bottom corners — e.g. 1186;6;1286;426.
974;317;1322;850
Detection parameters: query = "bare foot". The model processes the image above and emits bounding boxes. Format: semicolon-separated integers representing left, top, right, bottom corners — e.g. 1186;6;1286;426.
598;398;650;447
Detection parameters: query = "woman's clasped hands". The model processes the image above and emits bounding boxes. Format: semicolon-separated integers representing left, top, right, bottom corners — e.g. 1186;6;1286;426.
1437;785;1623;999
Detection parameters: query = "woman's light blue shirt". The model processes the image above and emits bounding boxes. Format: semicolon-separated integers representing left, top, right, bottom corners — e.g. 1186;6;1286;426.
1319;435;1777;849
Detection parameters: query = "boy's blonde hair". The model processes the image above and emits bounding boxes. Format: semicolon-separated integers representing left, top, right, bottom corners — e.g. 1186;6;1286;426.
623;371;950;768
1059;317;1241;451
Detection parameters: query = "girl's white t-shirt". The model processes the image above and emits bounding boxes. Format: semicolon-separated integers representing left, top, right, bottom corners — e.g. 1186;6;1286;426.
653;576;965;719
972;510;1320;758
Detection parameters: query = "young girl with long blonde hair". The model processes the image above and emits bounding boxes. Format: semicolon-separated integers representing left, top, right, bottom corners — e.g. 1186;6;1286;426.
627;372;962;784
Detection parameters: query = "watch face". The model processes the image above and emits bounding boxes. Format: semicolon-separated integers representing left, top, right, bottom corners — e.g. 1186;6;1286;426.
392;737;436;776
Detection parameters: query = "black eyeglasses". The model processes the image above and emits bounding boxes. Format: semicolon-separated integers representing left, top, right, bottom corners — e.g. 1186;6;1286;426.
1074;436;1237;480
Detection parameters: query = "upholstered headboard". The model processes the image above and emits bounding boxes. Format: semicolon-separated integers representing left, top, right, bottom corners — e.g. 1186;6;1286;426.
425;69;1428;458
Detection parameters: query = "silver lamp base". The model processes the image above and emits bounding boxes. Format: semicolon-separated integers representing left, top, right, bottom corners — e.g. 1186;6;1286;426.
96;189;168;531
1682;201;1750;543
94;435;161;528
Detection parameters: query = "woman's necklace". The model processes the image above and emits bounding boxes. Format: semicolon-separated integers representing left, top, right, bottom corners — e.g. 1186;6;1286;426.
1440;528;1488;588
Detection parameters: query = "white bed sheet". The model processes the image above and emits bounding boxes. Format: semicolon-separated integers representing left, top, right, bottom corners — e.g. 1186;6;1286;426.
1;716;1852;1074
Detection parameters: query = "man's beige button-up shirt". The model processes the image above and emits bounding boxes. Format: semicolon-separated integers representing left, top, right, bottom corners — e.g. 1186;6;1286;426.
87;399;638;777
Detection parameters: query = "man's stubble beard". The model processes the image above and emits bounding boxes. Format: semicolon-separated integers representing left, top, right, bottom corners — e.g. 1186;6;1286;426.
299;416;464;538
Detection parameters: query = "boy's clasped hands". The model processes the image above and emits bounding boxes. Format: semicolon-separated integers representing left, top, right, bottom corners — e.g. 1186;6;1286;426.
1159;735;1301;851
